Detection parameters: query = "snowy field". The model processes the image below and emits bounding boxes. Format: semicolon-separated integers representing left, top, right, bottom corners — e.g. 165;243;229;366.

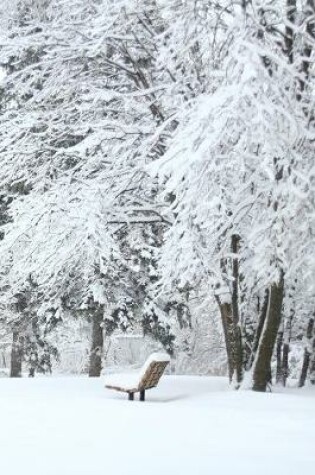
0;376;314;475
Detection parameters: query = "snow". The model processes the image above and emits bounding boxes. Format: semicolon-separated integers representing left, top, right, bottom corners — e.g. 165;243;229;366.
104;371;140;389
0;376;314;475
0;67;5;83
143;352;171;363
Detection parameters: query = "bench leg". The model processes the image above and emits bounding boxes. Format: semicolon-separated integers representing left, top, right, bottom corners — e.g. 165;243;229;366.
128;392;134;401
140;390;145;401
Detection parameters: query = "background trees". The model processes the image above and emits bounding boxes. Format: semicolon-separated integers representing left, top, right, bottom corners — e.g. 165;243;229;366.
0;0;173;376
152;0;315;390
0;0;314;389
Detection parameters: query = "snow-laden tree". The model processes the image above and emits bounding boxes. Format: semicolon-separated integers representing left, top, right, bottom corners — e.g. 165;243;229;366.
152;4;315;390
0;0;175;376
0;0;314;384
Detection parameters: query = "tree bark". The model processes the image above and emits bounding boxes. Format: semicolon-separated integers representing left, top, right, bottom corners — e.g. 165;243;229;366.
276;332;290;386
88;308;104;377
310;338;315;385
247;290;269;371
285;0;297;64
281;342;290;386
298;317;314;387
231;234;243;386
252;273;284;392
302;0;315;81
276;329;283;383
216;298;234;382
216;235;243;386
10;331;24;378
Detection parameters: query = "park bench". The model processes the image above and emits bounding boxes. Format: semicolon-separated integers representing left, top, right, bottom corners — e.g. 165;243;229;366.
104;353;170;401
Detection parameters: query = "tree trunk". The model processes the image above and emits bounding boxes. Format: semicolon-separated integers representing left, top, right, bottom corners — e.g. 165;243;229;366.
281;342;290;386
247;290;269;371
252;273;284;392
302;0;315;82
216;235;243;386
298;317;314;387
310;339;315;385
216;298;234;382
88;309;104;377
10;331;24;378
285;0;297;65
231;234;243;386
276;329;283;383
276;332;290;386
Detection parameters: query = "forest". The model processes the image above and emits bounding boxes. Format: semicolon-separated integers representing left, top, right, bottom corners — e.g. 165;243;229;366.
0;0;314;394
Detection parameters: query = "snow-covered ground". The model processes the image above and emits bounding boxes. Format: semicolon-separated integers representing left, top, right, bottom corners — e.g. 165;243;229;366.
0;376;314;475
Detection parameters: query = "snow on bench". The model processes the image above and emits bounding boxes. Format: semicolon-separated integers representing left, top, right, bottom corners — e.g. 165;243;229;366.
104;352;170;401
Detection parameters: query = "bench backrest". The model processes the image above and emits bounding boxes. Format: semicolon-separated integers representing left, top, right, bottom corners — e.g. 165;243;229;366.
138;359;169;390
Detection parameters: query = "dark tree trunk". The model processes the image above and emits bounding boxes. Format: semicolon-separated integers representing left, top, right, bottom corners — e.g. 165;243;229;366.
276;329;284;383
298;317;314;387
285;0;297;64
231;234;243;386
281;342;290;386
88;309;104;377
302;0;315;82
310;340;315;385
276;332;290;386
216;298;234;382
252;273;284;392
216;235;243;386
10;331;24;378
247;290;269;371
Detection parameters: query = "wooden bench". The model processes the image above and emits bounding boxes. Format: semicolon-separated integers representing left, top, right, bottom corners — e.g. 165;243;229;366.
104;353;170;401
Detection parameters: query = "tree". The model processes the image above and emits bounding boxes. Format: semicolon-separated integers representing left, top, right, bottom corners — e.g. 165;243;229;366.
0;0;176;376
0;0;314;385
152;2;315;390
